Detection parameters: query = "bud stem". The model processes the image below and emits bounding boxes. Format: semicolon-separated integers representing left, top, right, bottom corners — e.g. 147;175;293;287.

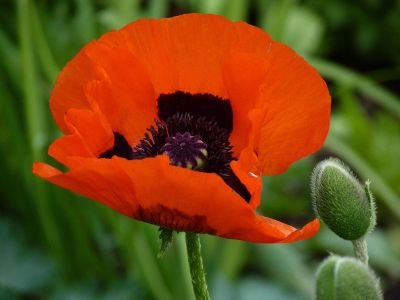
352;237;369;265
185;233;210;300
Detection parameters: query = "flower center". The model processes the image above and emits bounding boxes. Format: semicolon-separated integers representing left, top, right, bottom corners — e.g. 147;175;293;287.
161;132;208;170
99;91;251;202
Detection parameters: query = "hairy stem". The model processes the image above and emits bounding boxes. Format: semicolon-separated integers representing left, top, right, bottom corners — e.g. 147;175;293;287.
352;237;369;265
185;233;210;300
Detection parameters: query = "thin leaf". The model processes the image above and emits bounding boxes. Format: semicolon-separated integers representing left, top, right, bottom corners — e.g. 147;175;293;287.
308;57;400;119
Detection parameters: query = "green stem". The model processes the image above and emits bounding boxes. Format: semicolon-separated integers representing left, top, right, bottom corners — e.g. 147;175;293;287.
185;233;210;300
352;237;369;265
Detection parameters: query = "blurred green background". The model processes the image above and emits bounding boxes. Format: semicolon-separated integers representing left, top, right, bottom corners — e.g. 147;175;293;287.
1;0;400;299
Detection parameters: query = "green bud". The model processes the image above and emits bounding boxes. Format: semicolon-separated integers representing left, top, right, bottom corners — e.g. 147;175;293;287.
316;255;382;300
311;158;376;240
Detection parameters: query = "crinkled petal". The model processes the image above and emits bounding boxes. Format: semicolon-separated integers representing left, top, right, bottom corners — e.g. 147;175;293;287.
50;33;156;145
49;108;114;168
33;156;319;243
255;42;331;175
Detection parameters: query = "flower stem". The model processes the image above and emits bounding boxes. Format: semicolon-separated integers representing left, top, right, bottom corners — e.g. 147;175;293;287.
352;237;369;265
185;232;210;300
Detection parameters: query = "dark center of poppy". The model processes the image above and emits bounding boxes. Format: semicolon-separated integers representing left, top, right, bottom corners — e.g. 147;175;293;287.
161;132;207;170
99;91;251;202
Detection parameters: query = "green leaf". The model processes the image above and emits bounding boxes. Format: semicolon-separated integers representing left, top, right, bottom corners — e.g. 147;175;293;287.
281;7;324;55
254;244;314;299
158;227;174;258
308;57;400;119
237;278;303;300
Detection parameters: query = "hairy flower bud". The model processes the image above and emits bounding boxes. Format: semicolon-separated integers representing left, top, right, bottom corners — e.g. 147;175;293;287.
311;158;376;240
316;255;382;300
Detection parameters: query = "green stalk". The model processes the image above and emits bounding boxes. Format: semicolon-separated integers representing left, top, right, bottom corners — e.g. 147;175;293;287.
185;233;210;300
17;0;65;261
75;0;97;42
177;234;196;300
218;240;248;280
224;0;250;21
107;213;173;300
132;230;174;300
0;30;21;89
30;0;59;83
17;0;44;156
147;0;168;18
352;237;369;265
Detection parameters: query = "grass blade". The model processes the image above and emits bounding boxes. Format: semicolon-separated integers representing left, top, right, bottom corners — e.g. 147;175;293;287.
308;57;400;119
31;1;60;83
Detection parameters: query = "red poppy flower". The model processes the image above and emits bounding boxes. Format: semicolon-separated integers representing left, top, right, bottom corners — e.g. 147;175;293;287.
33;14;330;243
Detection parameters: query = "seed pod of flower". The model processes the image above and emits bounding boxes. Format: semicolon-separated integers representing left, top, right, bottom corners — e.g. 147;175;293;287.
316;255;382;300
311;158;376;240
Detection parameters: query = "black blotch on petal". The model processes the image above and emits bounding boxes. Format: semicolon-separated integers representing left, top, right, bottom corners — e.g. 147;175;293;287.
157;91;233;133
99;91;251;203
220;169;251;202
99;132;133;159
166;112;251;202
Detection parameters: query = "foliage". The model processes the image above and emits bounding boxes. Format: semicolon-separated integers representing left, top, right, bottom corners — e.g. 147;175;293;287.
0;0;399;299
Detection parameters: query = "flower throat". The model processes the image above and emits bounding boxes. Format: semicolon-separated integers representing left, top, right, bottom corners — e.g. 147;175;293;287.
100;91;251;202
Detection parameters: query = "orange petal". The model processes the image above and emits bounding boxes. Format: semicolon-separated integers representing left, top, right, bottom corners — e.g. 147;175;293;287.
223;52;270;157
117;156;320;242
63;108;113;156
279;218;320;243
226;216;320;243
255;42;331;175
33;160;138;217
34;155;319;243
117;156;319;243
49;44;97;132
49;108;113;167
48;135;93;168
120;14;271;98
83;41;157;145
50;32;156;145
230;160;262;209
